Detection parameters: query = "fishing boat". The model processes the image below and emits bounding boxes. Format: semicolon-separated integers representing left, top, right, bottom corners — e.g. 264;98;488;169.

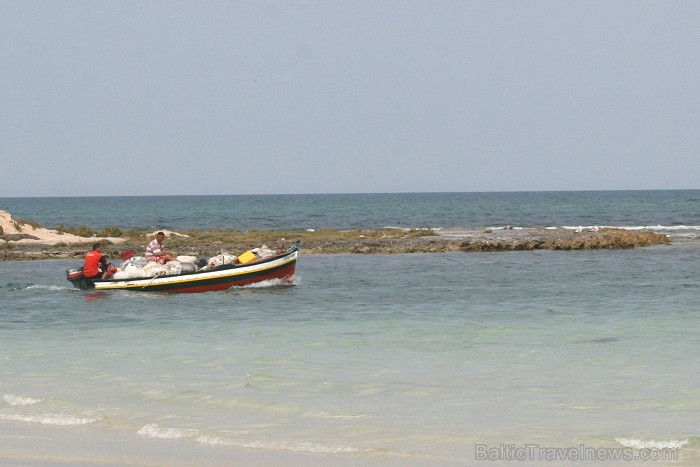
67;244;299;293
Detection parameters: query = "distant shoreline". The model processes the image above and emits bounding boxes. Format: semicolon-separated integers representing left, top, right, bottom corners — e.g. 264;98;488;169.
0;227;670;261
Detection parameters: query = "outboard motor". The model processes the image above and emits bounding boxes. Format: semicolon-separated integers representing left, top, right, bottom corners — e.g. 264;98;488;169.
66;267;91;290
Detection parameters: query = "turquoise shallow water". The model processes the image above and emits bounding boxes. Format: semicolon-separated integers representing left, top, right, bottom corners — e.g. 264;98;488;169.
1;191;700;464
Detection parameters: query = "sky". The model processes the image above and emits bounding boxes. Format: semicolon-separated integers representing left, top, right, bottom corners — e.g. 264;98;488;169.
1;0;699;196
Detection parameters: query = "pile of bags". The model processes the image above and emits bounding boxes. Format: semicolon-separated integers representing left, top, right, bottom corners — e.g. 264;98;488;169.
111;255;196;280
111;245;278;280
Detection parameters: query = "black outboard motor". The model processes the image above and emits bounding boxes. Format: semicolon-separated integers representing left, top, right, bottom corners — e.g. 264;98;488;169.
66;267;92;290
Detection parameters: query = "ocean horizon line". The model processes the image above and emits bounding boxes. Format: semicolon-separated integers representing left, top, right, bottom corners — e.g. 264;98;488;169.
2;187;699;199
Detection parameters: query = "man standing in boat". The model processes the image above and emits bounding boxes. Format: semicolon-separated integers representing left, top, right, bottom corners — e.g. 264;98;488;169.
146;231;175;264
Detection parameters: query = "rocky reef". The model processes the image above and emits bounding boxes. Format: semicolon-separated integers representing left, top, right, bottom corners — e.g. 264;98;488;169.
456;228;668;252
0;222;670;261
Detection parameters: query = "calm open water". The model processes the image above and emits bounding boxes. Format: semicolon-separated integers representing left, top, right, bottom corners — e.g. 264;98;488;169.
2;190;700;233
1;191;699;464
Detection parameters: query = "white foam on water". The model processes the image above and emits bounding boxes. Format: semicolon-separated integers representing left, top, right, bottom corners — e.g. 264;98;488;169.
26;284;70;291
625;225;700;231
240;277;297;288
384;226;438;232
197;435;361;453
615;437;690;450
137;423;200;439
0;413;100;426
440;225;700;237
561;225;605;231
305;410;369;420
541;225;700;232
139;425;361;454
3;394;42;406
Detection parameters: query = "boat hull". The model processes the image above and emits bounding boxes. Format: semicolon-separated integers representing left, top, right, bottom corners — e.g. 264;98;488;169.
92;250;298;293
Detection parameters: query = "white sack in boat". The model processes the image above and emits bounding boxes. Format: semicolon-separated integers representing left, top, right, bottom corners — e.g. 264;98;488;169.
112;263;147;280
208;254;237;268
166;261;182;275
143;262;170;276
252;244;276;258
176;255;197;263
121;256;148;269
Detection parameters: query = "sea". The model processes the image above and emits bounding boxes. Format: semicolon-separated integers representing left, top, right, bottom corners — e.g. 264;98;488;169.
0;190;699;465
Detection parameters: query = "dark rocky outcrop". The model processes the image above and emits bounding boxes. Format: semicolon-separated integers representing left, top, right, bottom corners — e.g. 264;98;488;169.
0;227;670;261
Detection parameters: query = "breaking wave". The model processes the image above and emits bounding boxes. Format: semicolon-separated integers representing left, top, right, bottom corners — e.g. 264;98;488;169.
0;413;100;425
138;423;361;454
197;435;361;453
137;423;200;439
615;437;690;450
3;394;42;406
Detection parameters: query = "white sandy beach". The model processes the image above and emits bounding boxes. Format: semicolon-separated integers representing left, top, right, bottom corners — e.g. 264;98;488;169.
0;210;125;246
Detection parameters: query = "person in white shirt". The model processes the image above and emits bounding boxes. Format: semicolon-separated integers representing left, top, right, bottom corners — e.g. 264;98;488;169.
145;231;175;264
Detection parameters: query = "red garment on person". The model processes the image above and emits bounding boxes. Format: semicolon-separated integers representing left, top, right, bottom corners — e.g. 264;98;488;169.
83;250;103;277
148;256;168;264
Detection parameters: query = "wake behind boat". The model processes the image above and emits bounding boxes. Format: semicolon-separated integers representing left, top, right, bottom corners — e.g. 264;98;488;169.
67;243;299;293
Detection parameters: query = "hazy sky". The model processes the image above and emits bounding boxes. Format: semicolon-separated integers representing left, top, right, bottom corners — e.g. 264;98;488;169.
1;1;698;196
